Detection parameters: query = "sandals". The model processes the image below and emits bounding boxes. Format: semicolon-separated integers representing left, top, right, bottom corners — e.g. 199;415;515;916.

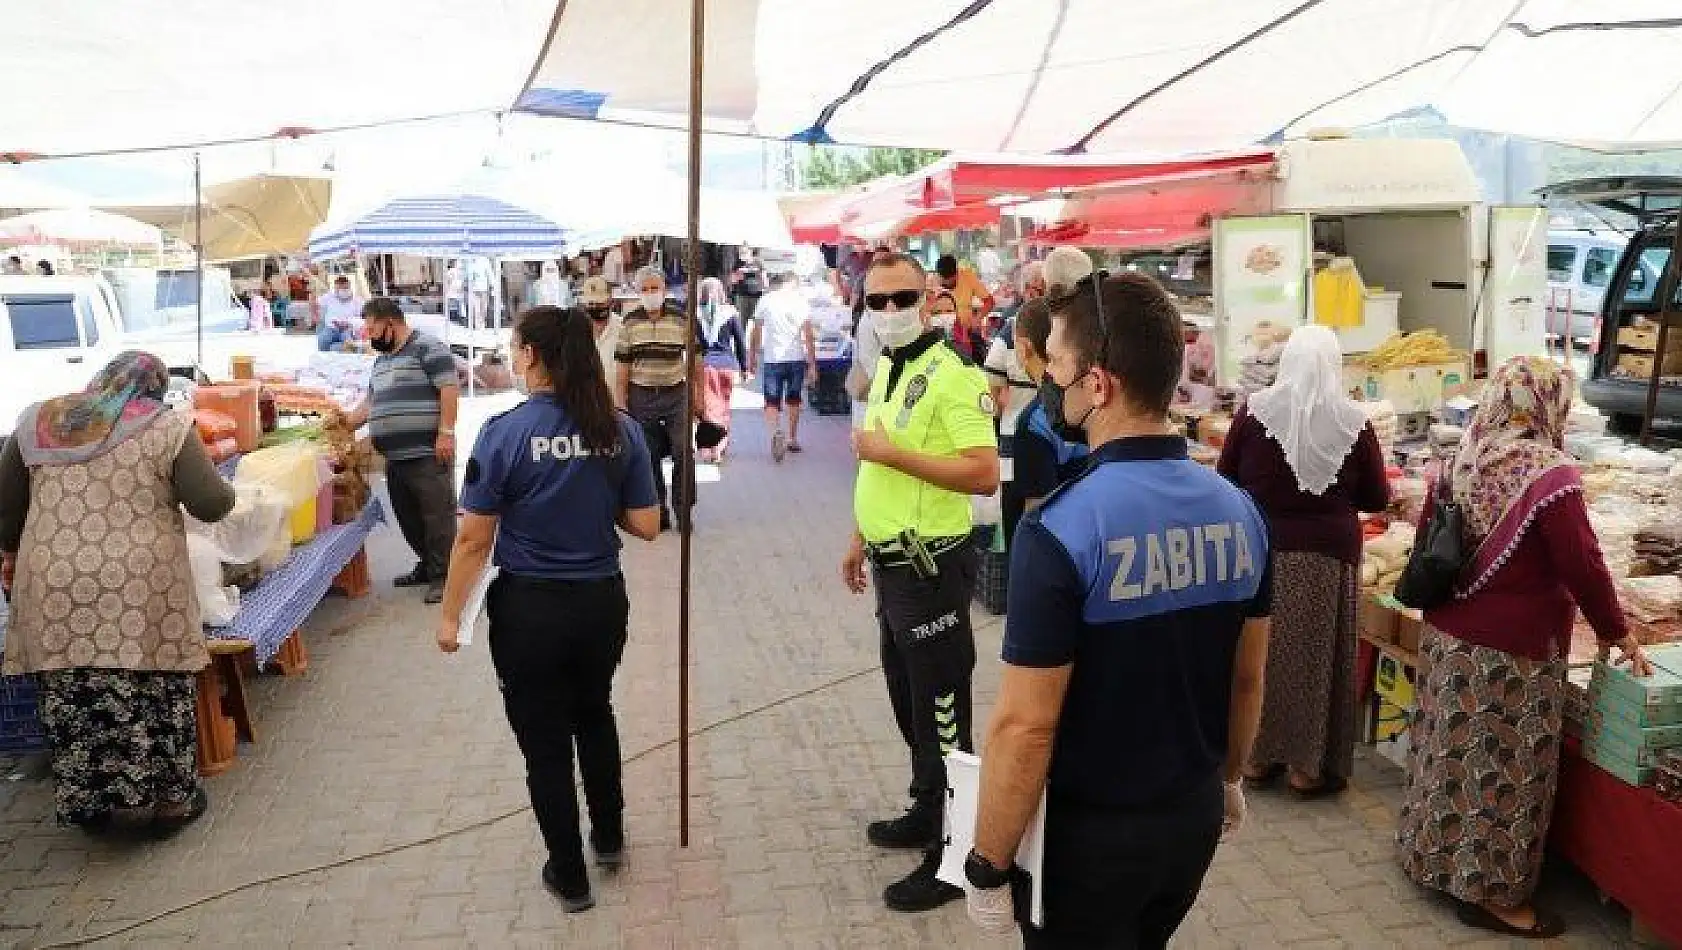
152;787;209;837
1288;774;1349;799
1242;763;1285;788
1455;900;1566;939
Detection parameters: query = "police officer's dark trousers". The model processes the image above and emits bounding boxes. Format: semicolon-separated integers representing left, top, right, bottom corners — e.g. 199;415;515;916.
486;573;629;889
872;544;977;835
1015;774;1224;949
626;382;695;518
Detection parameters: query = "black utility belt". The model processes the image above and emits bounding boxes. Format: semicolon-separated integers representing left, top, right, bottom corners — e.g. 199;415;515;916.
865;533;967;571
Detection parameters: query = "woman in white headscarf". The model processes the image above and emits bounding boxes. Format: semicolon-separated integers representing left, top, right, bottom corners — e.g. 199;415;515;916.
1217;326;1389;796
527;260;571;309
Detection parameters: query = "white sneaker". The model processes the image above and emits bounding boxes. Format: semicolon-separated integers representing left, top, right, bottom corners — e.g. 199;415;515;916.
771;430;787;463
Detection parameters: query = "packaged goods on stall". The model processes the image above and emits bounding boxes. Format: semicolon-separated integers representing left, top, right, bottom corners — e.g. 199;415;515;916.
1616;576;1682;622
193;382;261;452
234;442;325;545
186;534;240;626
1656;750;1682;803
1592;642;1682;726
1363;400;1398;456
1361;522;1415;593
1353;329;1465;371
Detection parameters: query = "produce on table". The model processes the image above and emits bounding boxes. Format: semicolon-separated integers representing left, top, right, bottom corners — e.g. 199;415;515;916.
1355;329;1466;370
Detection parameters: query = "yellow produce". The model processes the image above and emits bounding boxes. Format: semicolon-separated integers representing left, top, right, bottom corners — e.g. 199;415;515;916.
1355;329;1467;370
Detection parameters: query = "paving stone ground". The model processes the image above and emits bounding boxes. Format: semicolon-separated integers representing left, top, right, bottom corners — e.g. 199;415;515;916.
0;391;1650;949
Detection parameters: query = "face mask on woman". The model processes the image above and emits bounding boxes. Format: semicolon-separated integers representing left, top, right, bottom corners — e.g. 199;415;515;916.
335;289;353;302
931;311;957;332
872;307;925;350
640;292;665;313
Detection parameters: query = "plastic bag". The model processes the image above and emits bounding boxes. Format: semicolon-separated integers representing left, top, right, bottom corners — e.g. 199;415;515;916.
186;534;240;626
185;482;290;565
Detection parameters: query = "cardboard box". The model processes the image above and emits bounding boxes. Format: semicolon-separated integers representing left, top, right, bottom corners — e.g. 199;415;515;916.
1394;613;1423;654
1617;323;1663;350
1589;642;1682;726
1358;597;1399;644
1586;694;1682;749
1582;741;1654;786
1617;349;1682;378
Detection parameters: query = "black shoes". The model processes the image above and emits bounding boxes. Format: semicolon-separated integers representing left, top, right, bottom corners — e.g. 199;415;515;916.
867;799;940;850
591;827;625;871
883;850;964;913
423;581;445;605
542;860;595;914
393;566;430;588
659;509;673;532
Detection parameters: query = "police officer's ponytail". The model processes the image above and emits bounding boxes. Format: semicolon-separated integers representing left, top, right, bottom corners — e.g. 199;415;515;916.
516;305;621;454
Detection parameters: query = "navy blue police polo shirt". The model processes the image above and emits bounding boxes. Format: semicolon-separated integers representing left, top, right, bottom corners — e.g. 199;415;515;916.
460;394;658;580
1003;434;1271;808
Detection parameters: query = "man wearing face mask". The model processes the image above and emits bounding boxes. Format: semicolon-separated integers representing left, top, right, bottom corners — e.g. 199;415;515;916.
614;266;703;532
842;252;1000;914
964;272;1271;949
337;298;461;604
316;275;363;351
999;297;1089;548
578;276;622;376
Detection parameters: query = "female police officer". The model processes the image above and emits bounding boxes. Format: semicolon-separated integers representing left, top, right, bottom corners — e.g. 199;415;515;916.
434;304;662;913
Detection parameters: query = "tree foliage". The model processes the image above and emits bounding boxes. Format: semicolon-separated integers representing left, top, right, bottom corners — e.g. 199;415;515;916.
801;146;947;190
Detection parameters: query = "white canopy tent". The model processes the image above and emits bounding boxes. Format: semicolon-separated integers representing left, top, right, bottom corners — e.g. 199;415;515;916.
0;3;1679;158
519;0;1682;154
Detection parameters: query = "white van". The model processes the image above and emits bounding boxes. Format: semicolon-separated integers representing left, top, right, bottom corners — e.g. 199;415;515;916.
0;275;126;434
1546;230;1631;343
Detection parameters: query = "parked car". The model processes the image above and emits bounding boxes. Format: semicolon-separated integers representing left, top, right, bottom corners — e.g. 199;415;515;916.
1543;177;1682;431
1547;230;1631;344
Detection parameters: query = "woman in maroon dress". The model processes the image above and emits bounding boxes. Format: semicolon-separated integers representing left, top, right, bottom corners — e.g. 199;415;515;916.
1218;326;1389;796
1397;356;1651;939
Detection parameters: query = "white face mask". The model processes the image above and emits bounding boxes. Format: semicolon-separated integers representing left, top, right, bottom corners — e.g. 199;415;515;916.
871;307;925;350
640;292;665;312
513;347;532;395
335;289;352;301
932;312;957;332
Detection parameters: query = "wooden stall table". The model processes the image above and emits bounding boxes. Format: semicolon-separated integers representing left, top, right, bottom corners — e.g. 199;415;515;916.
195;499;385;775
1551;737;1682;948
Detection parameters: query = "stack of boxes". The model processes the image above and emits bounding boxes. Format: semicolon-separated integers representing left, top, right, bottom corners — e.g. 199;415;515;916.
1583;642;1682;786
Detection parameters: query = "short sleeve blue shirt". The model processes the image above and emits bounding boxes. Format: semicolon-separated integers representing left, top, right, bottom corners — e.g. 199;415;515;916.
460;394;658;580
1003;435;1272;808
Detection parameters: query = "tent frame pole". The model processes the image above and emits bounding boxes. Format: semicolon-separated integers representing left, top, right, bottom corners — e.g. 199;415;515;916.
678;0;705;850
194;152;204;372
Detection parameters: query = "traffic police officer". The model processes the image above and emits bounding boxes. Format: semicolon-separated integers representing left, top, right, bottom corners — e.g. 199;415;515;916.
435;305;662;915
842;252;1001;913
963;273;1273;949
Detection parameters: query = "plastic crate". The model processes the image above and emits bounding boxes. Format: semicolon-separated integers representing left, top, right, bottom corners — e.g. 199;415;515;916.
972;527;1008;615
0;669;48;755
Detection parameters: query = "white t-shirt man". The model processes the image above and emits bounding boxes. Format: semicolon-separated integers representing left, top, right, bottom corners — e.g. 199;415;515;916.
756;286;812;365
320;290;363;331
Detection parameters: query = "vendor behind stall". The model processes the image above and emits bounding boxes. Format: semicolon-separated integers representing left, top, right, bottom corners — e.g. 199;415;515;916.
1;351;235;835
336;298;460;603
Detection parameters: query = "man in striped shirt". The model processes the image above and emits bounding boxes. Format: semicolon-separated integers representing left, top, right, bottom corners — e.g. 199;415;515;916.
341;297;461;602
616;266;703;532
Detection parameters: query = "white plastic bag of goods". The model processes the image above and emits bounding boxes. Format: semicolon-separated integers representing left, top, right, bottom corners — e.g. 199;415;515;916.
186;535;240;627
184;483;290;565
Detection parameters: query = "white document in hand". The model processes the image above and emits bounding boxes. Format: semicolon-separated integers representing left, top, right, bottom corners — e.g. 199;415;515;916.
937;750;1046;927
455;564;499;648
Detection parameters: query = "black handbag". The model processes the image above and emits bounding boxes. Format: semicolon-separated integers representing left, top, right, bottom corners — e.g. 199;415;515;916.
1394;476;1471;610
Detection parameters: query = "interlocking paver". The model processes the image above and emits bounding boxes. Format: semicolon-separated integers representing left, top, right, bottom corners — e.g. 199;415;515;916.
0;394;1646;948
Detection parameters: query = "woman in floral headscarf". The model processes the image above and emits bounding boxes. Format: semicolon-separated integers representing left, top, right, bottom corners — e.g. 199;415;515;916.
0;352;234;835
1396;356;1651;939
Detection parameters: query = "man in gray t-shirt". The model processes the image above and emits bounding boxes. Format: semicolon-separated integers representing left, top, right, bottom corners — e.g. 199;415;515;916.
341;298;460;603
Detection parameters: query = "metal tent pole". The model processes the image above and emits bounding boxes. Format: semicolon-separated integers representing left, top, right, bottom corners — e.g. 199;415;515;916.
194;153;204;373
678;0;705;849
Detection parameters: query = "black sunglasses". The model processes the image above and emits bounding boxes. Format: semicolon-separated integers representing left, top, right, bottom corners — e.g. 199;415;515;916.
864;289;923;311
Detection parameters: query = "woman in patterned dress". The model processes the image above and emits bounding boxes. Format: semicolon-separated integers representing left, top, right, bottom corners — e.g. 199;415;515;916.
0;352;234;834
1397;356;1651;939
1217;326;1390;795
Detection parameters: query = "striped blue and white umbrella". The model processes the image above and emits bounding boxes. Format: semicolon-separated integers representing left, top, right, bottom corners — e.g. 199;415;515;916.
307;192;568;260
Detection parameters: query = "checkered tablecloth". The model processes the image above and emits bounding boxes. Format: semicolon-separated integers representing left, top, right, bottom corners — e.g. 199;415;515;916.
206;498;385;664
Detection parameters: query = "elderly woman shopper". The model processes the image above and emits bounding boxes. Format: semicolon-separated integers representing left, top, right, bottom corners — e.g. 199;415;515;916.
0;352;234;834
1397;357;1650;939
1217;326;1389;795
695;277;747;463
